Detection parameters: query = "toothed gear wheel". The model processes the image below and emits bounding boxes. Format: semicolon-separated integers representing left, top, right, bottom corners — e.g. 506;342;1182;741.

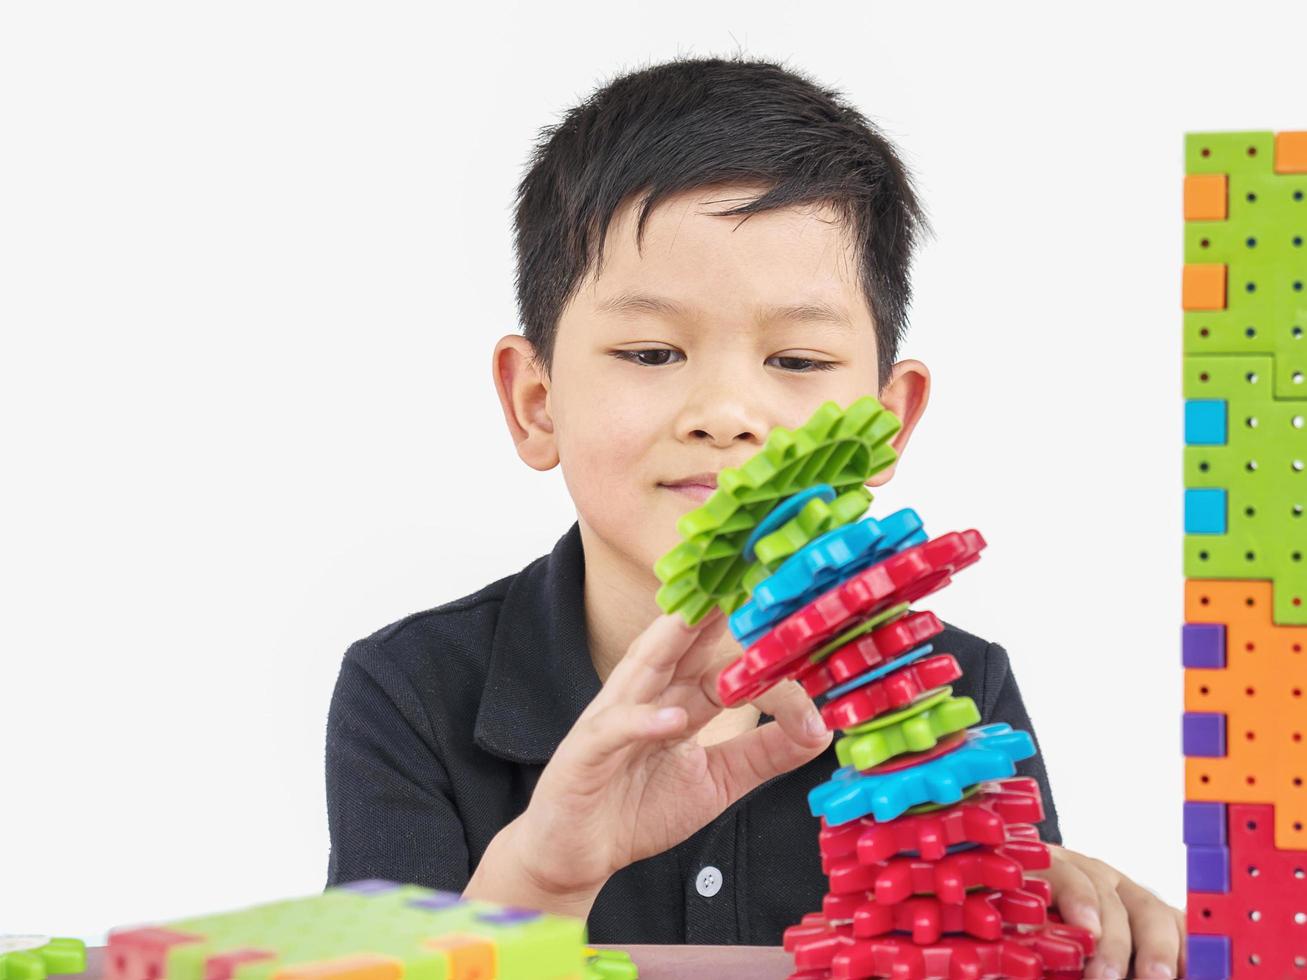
653;396;902;624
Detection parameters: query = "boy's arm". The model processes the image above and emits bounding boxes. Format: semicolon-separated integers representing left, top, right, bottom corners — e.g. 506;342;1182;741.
324;642;470;891
977;640;1061;844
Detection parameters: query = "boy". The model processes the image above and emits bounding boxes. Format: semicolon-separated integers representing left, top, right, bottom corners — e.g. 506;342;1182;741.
325;55;1184;977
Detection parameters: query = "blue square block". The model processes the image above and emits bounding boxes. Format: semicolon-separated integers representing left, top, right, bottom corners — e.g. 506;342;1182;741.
1184;712;1227;758
1187;843;1230;892
1186;399;1228;445
1186;488;1227;535
1183;623;1227;668
1187;934;1231;979
1184;801;1227;845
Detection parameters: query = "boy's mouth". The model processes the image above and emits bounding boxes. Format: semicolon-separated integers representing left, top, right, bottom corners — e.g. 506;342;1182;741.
659;472;718;503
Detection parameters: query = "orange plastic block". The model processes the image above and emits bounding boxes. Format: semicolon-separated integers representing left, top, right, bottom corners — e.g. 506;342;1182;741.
272;954;403;980
1184;174;1228;221
1182;264;1228;310
1184;579;1307;849
1274;131;1307;174
422;935;497;980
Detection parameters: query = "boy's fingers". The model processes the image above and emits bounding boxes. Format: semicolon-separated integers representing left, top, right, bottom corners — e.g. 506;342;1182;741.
556;701;688;774
751;679;829;746
1119;880;1182;978
703;717;832;804
1083;879;1131;979
603;608;728;707
1037;856;1102;939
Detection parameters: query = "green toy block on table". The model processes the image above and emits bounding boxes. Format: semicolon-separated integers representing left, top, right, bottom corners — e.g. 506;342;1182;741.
0;936;86;980
104;879;636;979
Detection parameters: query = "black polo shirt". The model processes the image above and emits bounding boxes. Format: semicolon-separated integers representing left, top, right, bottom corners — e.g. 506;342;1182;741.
324;521;1061;945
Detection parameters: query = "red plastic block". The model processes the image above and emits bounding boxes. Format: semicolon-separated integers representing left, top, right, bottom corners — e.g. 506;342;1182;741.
818;778;1045;865
819;654;962;730
718;531;985;706
1188;803;1307;973
104;927;206;980
784;913;1094;980
826;832;1050;903
798;610;944;698
850;884;1050;943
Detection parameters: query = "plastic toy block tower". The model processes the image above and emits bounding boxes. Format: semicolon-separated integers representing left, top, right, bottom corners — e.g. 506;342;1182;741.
1182;130;1307;978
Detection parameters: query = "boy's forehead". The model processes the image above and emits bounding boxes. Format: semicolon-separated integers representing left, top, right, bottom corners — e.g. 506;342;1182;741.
578;184;871;328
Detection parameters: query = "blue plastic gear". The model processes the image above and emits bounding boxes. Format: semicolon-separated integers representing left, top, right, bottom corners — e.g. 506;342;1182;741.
807;724;1036;826
729;508;927;645
820;642;934;702
741;484;836;562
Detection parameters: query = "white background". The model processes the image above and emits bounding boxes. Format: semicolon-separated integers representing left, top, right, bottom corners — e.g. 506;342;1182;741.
2;0;1300;943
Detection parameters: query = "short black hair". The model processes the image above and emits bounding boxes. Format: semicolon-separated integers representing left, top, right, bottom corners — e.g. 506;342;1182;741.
513;54;932;391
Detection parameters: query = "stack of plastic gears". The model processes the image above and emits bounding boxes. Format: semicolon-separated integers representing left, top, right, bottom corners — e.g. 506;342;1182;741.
104;879;637;979
655;395;1095;980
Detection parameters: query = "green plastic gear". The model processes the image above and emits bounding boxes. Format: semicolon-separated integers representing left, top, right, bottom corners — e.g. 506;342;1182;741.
834;689;981;771
0;937;86;980
654;396;902;624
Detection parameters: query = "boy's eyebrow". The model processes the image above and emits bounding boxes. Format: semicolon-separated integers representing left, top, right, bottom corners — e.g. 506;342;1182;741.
595;291;853;329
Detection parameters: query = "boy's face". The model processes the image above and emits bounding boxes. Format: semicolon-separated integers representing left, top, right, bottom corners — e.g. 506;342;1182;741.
496;182;928;592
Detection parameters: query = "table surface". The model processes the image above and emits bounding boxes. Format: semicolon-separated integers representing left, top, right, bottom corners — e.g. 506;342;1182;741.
73;943;796;980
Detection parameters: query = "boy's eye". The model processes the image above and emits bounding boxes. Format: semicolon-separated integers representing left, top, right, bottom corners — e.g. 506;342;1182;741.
612;348;684;367
769;355;837;373
611;350;836;371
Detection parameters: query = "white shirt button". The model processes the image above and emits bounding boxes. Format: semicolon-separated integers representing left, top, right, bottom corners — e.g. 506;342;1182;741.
695;865;723;897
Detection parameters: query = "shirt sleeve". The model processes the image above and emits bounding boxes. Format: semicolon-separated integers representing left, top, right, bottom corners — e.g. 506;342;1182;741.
324;639;472;892
977;641;1063;846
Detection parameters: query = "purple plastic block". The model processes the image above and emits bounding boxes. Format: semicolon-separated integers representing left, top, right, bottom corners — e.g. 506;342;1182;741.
1184;801;1228;845
338;878;400;895
1187;844;1230;893
1187;934;1231;979
1183;712;1227;758
408;892;465;911
1183;623;1226;668
475;906;543;926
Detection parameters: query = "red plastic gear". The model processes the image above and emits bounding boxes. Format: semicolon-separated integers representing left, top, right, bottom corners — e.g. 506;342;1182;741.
818;653;962;730
818;778;1045;865
825;830;1050;903
798;610;944;698
850;884;1050;943
784;913;1095;980
717;531;985;706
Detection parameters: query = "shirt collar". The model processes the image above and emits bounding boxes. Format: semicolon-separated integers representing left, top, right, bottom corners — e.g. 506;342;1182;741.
474;521;604;764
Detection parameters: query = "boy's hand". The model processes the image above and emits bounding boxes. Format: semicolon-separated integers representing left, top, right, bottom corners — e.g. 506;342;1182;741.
499;607;831;907
1031;844;1186;978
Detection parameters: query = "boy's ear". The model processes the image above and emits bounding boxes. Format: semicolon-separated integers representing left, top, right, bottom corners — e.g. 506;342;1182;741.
867;358;931;487
491;334;559;471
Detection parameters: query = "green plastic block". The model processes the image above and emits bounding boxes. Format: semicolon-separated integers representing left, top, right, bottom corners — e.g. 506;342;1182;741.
1185;131;1277;176
104;883;600;980
654;396;902;624
586;947;639;979
0;938;86;980
1183;353;1307;624
834;688;980;771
